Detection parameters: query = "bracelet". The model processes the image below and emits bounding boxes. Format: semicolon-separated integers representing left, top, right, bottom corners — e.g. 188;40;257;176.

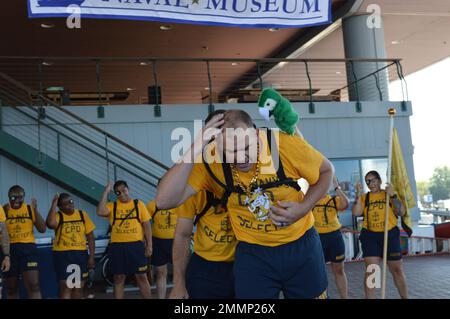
334;186;341;191
390;194;398;199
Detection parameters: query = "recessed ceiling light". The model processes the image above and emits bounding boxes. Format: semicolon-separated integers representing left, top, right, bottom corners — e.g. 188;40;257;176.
391;40;401;45
269;28;279;32
231;62;239;66
336;71;342;75
42;62;53;66
160;25;172;31
40;23;55;29
46;86;64;92
204;87;210;90
278;61;288;67
139;61;149;66
126;88;136;91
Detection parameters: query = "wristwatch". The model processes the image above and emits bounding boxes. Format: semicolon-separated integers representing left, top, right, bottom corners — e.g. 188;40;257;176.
334;186;341;191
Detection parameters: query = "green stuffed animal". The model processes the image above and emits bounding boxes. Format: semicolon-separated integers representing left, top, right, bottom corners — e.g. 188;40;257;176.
257;88;299;135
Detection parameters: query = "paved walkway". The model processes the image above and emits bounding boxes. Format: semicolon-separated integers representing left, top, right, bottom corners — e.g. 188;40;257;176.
326;255;450;299
92;255;450;299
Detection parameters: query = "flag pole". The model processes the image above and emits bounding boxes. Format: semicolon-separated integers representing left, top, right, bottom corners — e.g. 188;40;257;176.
381;108;396;299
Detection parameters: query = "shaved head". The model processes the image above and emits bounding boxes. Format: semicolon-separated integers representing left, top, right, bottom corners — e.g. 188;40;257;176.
214;110;258;172
223;109;253;130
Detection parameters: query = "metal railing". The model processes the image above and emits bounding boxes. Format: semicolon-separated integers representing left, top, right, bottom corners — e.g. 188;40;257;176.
421;209;450;218
0;72;168;202
341;229;450;262
0;57;408;113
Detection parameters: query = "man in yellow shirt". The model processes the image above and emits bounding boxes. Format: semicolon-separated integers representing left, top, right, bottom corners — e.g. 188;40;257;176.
97;180;152;299
170;190;236;299
2;185;46;299
312;176;349;299
147;199;177;299
156;109;334;299
352;170;408;299
46;193;96;299
0;204;11;299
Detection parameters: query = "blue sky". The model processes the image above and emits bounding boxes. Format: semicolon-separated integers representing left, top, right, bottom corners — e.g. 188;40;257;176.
390;57;450;182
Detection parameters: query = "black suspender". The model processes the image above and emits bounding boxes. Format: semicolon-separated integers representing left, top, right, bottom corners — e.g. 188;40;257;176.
202;128;301;212
193;191;220;226
314;196;337;225
55;210;86;245
364;191;394;231
26;205;33;220
112;199;141;226
5;205;34;221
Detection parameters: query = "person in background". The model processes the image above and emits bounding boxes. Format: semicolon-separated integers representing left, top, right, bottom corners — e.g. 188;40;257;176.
352;170;408;299
312;175;349;299
97;181;152;299
2;185;46;299
0;204;11;298
46;193;96;299
170;190;237;299
147;199;177;299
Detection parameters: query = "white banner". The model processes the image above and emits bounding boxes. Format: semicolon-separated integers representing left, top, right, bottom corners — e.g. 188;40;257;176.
28;0;332;28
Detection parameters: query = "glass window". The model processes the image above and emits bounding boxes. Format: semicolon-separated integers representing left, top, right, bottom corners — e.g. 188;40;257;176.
330;159;361;228
305;157;389;229
361;158;388;193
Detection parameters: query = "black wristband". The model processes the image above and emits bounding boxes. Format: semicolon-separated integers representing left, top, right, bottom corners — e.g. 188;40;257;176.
3;254;10;257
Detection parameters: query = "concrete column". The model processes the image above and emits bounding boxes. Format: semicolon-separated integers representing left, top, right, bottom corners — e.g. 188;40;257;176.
342;13;390;101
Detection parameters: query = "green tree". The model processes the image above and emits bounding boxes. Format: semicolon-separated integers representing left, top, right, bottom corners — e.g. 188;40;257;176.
429;166;450;202
416;180;430;205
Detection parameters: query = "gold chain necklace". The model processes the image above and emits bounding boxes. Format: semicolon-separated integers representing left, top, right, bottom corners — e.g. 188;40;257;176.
231;140;272;222
231;140;261;198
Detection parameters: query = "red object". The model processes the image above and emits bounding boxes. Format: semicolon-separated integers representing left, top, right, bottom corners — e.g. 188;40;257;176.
434;222;450;238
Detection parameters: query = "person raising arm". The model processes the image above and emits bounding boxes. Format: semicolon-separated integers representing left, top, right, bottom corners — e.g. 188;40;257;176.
156;113;225;210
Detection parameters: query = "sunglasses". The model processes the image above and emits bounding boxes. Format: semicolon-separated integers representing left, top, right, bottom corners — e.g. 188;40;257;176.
365;178;378;186
61;199;74;205
9;195;24;201
115;190;126;196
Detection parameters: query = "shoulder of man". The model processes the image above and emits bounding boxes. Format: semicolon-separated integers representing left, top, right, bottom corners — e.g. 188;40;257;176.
146;200;157;214
81;210;91;219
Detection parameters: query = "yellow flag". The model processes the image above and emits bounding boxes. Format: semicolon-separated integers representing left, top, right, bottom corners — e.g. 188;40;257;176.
391;128;416;237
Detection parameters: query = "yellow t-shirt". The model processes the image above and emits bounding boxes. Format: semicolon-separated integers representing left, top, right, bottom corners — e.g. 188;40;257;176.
188;129;324;247
0;206;5;243
313;195;343;234
52;210;96;252
361;191;398;232
0;205;5;222
147;200;177;239
4;203;36;244
106;200;151;243
174;190;237;262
